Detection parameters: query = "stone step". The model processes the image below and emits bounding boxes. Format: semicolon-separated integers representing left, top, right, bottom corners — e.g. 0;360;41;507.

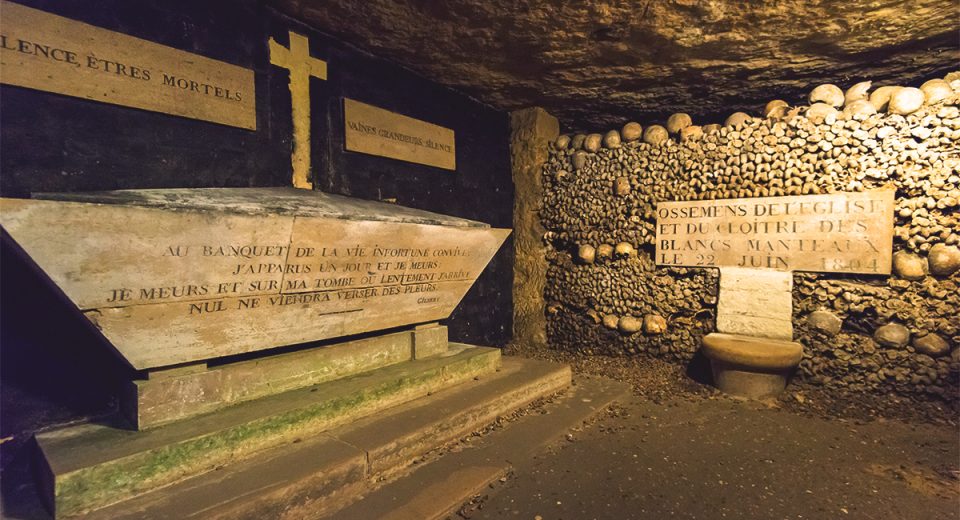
126;325;450;429
331;374;630;520
76;356;573;519
36;343;502;518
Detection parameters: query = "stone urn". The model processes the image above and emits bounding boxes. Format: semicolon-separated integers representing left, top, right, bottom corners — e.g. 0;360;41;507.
701;333;803;399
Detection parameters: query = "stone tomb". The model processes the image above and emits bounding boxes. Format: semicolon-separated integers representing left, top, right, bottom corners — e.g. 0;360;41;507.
0;187;547;517
2;187;510;371
656;189;895;398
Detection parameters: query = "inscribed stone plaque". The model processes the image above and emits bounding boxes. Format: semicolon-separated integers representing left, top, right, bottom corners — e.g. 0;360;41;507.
344;98;456;170
655;190;894;274
0;1;256;129
0;188;509;369
716;267;793;340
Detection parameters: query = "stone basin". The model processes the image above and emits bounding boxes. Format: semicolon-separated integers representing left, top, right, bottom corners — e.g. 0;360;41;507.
701;332;803;399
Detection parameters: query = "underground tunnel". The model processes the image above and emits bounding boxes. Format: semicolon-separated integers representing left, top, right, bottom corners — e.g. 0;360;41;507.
0;1;957;518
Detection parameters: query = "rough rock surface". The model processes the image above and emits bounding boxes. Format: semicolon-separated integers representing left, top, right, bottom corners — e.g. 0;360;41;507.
510;108;559;348
270;0;957;130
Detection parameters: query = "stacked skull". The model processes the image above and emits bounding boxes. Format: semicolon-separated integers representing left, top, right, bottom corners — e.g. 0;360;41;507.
541;72;960;399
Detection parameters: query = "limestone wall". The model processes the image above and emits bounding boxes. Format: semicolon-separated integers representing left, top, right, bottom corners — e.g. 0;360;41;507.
511;108;559;348
540;75;960;399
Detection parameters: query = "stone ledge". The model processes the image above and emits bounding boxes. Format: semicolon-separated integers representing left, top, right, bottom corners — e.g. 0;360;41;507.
333;373;628;520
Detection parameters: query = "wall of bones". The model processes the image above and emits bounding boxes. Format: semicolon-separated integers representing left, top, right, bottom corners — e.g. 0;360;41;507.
540;74;960;399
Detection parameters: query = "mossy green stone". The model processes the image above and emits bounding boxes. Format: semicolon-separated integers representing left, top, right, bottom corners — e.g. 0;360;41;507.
41;346;501;517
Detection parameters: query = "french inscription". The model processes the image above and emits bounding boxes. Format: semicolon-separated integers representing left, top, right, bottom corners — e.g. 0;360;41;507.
655;190;894;274
0;198;509;369
344;98;456;170
0;1;255;129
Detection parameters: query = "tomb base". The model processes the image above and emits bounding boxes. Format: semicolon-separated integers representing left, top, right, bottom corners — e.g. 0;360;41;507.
76;356;574;520
34;335;566;519
701;333;803;399
124;323;450;429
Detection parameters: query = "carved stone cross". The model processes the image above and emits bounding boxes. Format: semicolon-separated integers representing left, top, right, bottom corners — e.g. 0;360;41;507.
269;31;328;189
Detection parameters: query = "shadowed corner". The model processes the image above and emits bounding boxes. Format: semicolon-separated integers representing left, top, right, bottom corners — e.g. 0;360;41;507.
684;348;713;387
1;234;132;517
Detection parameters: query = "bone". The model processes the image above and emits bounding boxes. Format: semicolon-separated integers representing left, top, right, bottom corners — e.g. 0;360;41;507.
888;87;925;115
844;81;872;106
810;84;845;107
622;122;643;141
724;112;751;128
666;113;693;134
541;71;959;397
764;100;789;119
643;125;669;146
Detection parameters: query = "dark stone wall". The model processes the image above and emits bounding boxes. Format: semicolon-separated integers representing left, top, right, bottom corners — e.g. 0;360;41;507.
0;0;286;194
0;0;513;501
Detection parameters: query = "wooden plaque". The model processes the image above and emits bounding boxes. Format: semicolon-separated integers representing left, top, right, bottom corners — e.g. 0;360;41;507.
344;98;456;170
0;1;256;129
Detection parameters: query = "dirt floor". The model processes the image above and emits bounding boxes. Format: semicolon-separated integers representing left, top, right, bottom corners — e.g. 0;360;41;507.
456;347;959;520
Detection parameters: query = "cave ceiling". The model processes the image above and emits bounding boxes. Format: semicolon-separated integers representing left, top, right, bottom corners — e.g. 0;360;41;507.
271;0;960;132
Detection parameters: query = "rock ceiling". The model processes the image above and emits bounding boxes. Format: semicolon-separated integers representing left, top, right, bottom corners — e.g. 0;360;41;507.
271;0;959;132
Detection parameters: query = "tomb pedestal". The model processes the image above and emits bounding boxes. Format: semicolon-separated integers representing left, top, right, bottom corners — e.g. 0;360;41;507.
123;322;451;429
701;333;803;400
36;340;510;518
704;267;804;399
0;187;575;518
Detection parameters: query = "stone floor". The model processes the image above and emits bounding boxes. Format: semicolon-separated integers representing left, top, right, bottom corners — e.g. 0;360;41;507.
457;394;959;520
2;347;957;520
